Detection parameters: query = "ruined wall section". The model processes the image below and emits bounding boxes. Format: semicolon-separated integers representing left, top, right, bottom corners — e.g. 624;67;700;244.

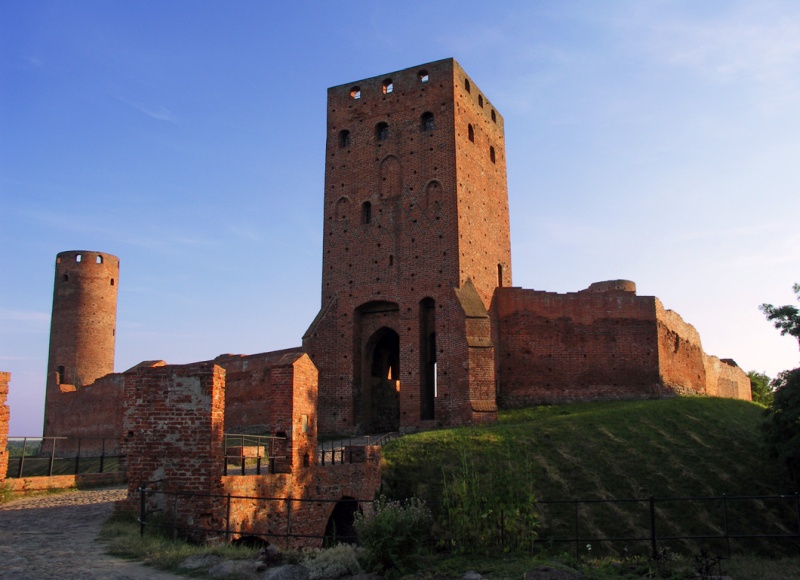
121;362;227;536
654;301;708;395
41;373;126;441
704;356;751;400
214;349;319;472
0;372;10;483
493;284;665;406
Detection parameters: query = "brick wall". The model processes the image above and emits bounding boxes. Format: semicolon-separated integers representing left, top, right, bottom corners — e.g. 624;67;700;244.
120;358;380;547
121;362;227;535
41;373;126;440
0;372;9;483
494;285;665;406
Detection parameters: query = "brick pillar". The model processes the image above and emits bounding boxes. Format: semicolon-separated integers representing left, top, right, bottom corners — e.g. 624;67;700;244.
121;363;226;541
0;372;10;483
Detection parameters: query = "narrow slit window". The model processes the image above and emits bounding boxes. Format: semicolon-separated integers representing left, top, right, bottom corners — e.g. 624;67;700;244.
376;122;389;141
361;201;372;224
497;264;504;287
96;255;103;264
490;146;496;163
421;112;434;131
491;109;497;123
464;79;471;93
75;254;82;262
468;124;474;143
110;278;115;286
478;94;484;108
338;129;351;148
62;274;69;282
57;365;65;384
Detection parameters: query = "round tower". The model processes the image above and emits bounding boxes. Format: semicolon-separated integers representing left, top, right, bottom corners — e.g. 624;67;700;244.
44;251;119;434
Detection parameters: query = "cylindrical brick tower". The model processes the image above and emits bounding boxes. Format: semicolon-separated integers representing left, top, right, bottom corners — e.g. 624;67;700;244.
44;250;119;435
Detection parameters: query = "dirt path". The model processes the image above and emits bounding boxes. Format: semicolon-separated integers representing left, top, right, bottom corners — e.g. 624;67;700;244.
0;486;182;579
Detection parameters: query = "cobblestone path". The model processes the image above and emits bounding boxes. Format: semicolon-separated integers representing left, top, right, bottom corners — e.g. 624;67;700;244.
0;486;182;579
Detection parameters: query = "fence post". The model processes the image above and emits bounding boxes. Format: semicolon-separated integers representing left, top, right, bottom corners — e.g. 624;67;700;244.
226;494;232;543
722;493;730;557
286;496;292;550
17;438;27;478
74;438;82;475
172;492;179;542
48;438;57;476
574;499;580;562
649;496;657;560
140;486;147;537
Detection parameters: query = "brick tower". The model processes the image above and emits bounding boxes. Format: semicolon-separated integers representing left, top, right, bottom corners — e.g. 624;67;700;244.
43;250;119;436
304;59;510;435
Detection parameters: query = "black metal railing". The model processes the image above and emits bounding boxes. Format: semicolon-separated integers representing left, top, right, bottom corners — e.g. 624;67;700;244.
5;436;123;478
223;433;287;476
318;432;399;465
135;485;800;558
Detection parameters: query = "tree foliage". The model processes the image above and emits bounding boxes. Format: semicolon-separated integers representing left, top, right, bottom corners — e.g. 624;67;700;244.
748;371;774;407
763;368;800;481
760;283;800;349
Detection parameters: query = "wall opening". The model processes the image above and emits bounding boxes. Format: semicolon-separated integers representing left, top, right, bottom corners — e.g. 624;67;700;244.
339;129;351;148
491;109;497;123
57;365;65;385
324;497;359;545
478;94;484;108
362;327;400;433
420;298;436;420
382;79;393;94
464;79;471;93
468;124;474;143
421;112;434;131
497;264;504;287
361;201;372;225
96;255;103;264
75;254;82;262
350;86;361;99
418;70;429;83
62;274;69;282
376;122;389;141
490;146;496;163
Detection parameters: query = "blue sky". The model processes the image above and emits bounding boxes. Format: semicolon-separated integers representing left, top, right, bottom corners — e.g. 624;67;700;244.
2;1;798;434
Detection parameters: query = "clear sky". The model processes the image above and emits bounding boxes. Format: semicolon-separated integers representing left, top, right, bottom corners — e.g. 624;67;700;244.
2;1;798;434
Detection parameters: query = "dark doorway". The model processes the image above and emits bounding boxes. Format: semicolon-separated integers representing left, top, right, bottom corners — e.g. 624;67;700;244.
364;328;400;433
324;496;359;545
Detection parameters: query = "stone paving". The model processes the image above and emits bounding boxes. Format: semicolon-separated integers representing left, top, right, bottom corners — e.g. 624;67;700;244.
0;486;182;579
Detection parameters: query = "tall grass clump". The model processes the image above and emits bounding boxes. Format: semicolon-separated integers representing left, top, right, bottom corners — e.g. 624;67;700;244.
440;442;538;555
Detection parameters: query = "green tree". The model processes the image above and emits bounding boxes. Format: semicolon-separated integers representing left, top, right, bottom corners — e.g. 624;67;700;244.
748;371;774;407
761;283;800;480
760;283;800;349
763;369;800;481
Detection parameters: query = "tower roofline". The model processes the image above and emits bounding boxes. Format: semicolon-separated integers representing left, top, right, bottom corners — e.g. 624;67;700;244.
328;58;457;91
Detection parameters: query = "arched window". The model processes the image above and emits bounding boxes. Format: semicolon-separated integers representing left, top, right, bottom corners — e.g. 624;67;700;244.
96;255;103;264
421;112;434;131
489;146;496;163
376;122;389;141
382;79;393;94
478;94;484;108
361;201;372;224
338;129;351;148
491;109;497;123
468;124;474;143
464;79;471;93
418;70;429;83
350;86;361;99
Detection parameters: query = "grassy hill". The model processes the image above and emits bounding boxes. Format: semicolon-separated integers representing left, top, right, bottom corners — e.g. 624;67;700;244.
381;397;798;558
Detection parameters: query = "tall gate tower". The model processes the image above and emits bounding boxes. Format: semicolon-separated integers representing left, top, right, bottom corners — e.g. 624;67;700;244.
304;59;511;435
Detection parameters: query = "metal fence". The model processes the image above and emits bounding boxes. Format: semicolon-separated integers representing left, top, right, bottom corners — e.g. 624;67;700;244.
318;432;400;465
135;485;800;559
536;493;800;560
5;436;123;478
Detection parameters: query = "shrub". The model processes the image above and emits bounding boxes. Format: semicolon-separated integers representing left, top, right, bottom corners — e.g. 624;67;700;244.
354;496;432;576
302;543;365;579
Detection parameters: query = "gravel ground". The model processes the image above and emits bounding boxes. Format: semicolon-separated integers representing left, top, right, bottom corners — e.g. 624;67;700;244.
0;486;183;579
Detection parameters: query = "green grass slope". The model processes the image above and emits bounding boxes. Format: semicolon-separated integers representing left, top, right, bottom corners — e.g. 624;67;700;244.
381;397;798;556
